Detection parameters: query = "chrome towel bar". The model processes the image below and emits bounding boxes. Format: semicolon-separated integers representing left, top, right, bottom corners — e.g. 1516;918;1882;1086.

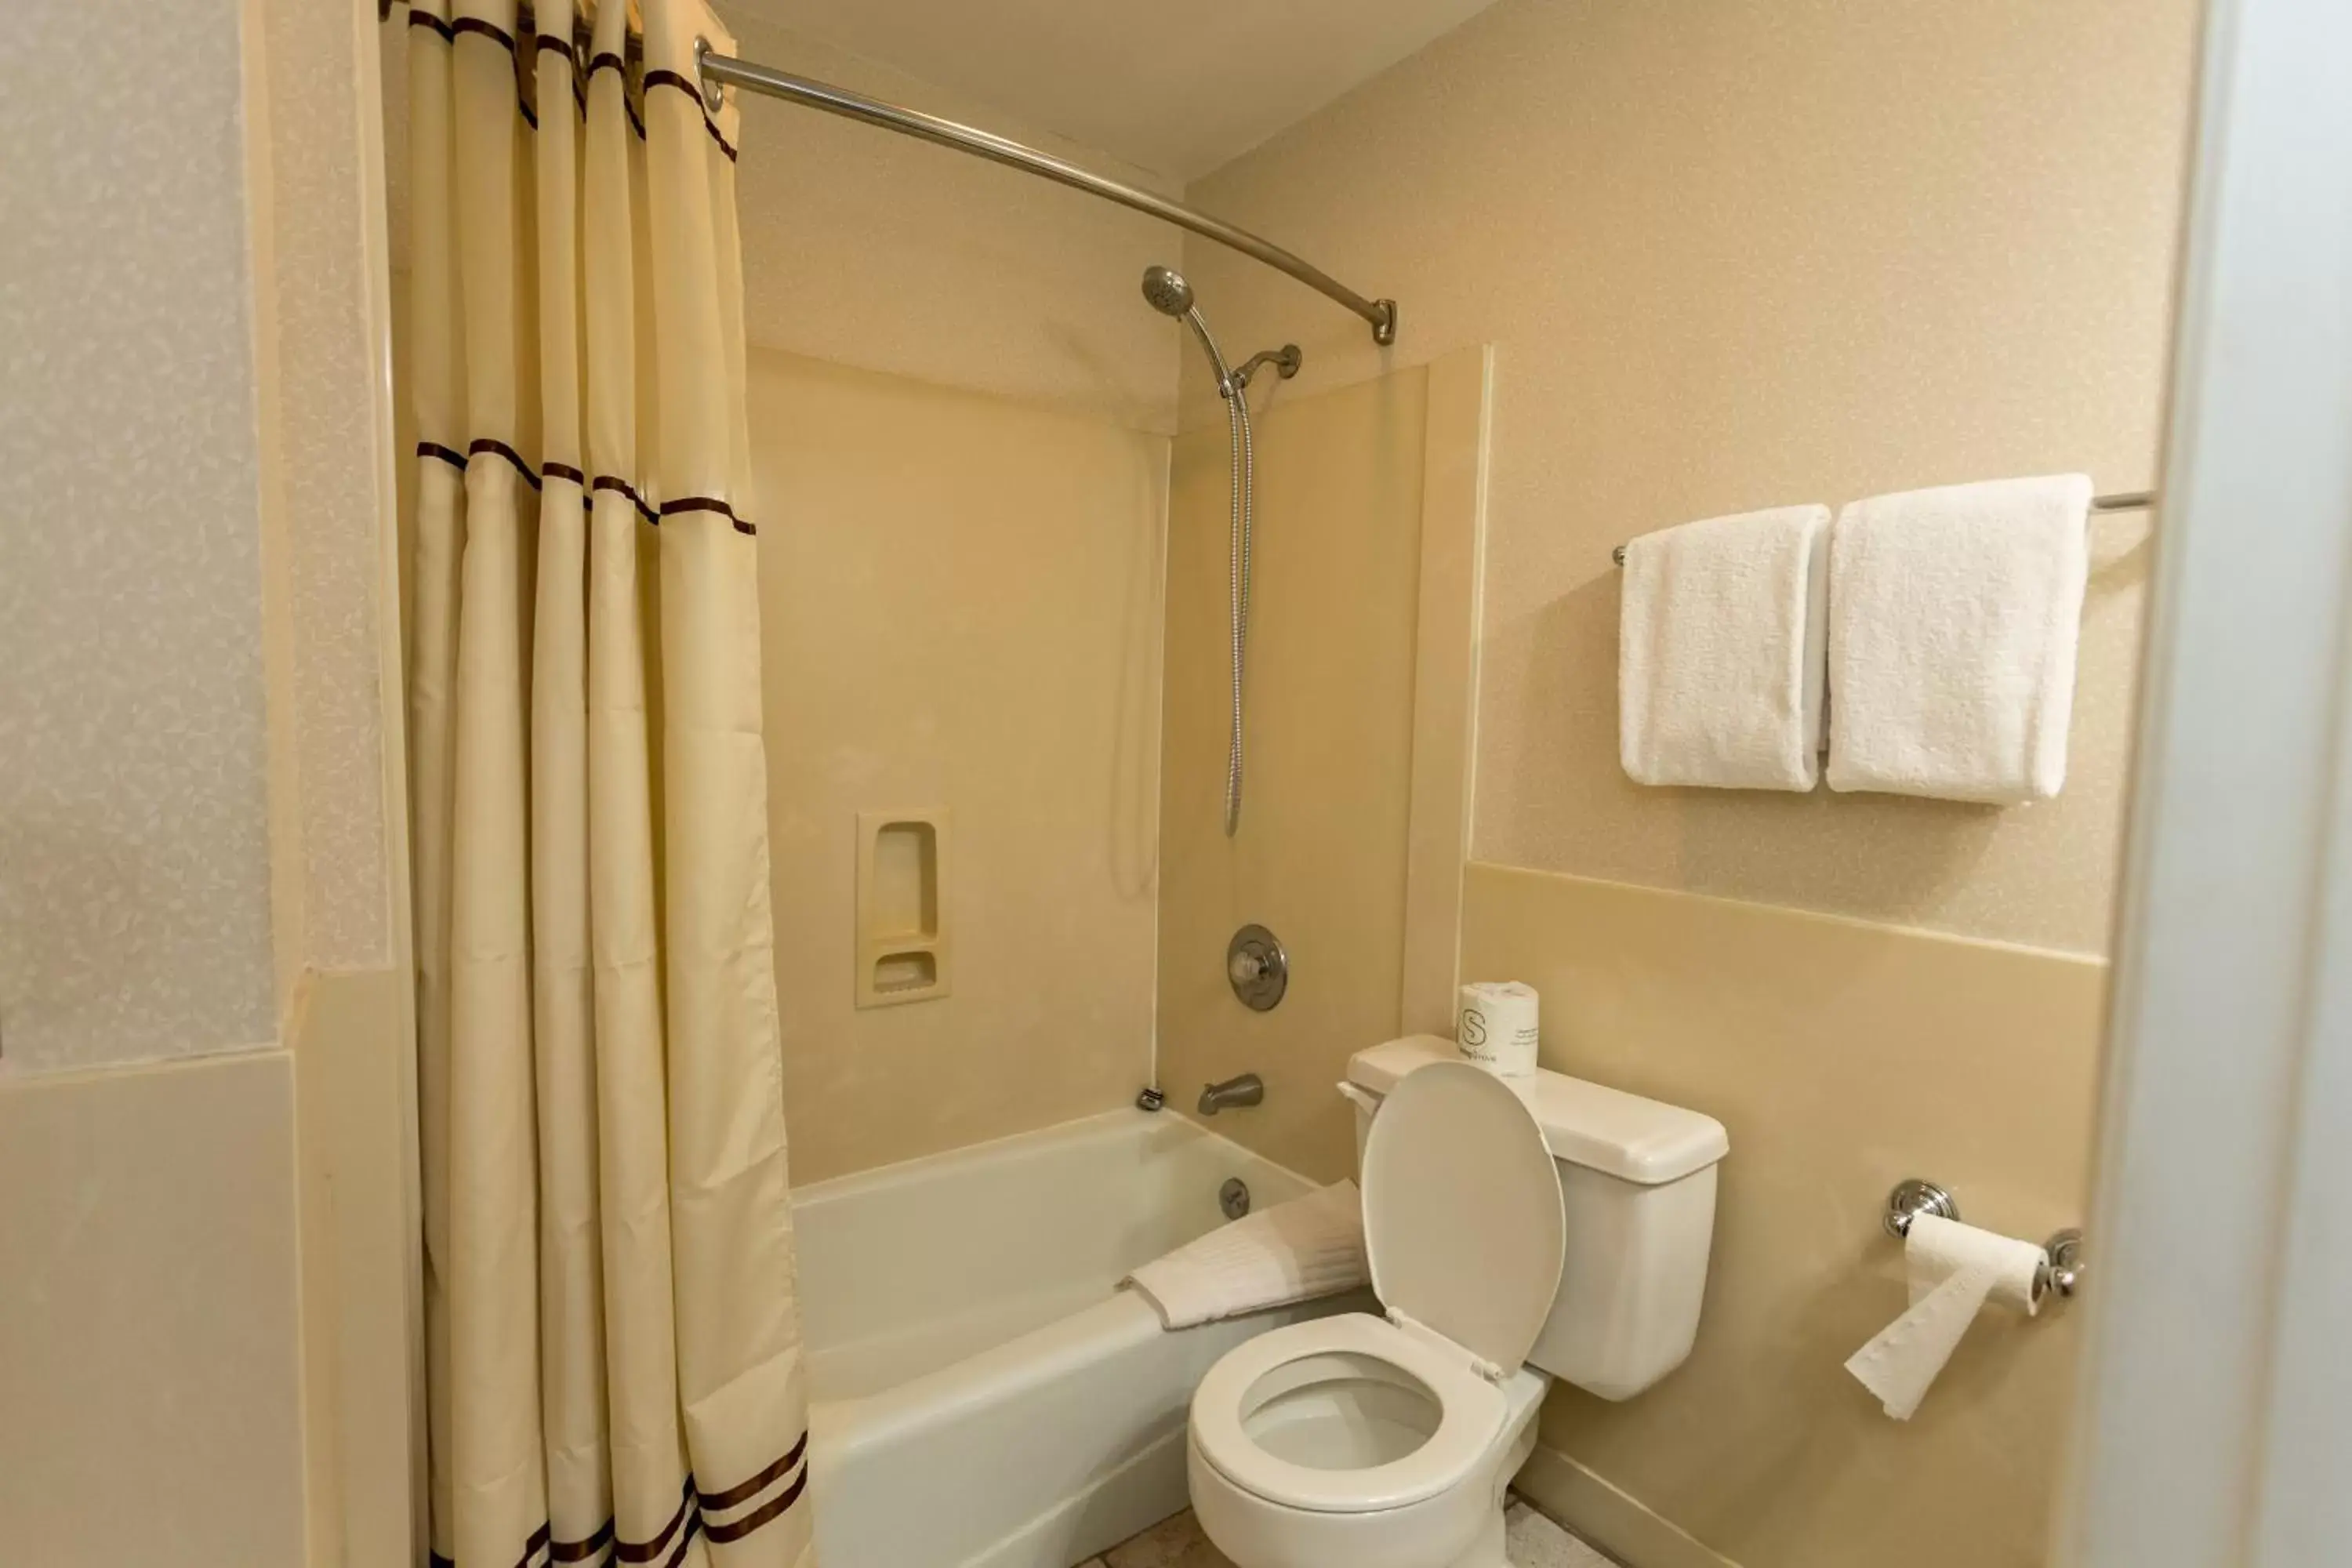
1610;488;2156;566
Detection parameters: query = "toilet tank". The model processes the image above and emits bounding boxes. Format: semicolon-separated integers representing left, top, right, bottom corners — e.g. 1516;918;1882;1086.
1346;1037;1728;1401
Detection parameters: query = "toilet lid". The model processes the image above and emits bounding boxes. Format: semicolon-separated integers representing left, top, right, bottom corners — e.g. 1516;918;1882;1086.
1361;1061;1566;1370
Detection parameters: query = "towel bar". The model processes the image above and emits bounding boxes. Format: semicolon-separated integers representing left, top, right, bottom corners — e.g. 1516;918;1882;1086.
1610;488;2157;566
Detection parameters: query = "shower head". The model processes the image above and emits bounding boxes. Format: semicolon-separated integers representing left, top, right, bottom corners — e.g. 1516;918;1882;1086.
1141;264;1194;318
1142;263;1236;397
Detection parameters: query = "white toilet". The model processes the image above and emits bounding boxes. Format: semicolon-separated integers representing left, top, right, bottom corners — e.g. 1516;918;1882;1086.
1186;1036;1730;1568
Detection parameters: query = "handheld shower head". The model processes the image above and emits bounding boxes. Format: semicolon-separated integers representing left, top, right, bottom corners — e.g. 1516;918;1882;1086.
1142;263;1235;397
1141;264;1194;317
1139;264;1264;837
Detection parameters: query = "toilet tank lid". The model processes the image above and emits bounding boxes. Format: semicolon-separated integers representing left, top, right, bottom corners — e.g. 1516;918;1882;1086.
1348;1036;1730;1185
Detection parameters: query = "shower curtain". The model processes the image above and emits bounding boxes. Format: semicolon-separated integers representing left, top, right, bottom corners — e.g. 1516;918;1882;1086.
405;2;811;1565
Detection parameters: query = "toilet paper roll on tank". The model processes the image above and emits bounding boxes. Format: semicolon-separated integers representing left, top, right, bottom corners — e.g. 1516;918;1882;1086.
1457;982;1540;1077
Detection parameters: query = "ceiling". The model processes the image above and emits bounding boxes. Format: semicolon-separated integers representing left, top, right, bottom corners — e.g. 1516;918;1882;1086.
723;0;1504;182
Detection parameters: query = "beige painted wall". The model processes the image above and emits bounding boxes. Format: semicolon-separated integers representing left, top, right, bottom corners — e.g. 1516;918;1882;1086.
1465;865;2102;1568
724;9;1182;433
1181;0;2197;955
751;348;1167;1182
1157;368;1431;1181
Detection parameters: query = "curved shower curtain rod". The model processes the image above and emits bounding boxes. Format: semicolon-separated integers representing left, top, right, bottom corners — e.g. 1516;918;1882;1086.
692;41;1400;347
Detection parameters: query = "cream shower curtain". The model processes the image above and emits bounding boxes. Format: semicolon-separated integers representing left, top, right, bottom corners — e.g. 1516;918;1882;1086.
406;2;810;1564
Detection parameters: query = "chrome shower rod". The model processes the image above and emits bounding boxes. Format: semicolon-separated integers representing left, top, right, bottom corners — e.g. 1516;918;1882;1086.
692;42;1399;347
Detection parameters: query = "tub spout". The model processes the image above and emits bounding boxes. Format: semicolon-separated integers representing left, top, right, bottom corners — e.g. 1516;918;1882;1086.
1198;1073;1264;1116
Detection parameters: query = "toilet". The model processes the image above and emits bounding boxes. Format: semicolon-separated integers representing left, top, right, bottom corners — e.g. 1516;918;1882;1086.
1186;1036;1730;1568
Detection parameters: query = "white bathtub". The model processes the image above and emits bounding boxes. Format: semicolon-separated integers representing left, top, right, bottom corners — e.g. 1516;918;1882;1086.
791;1109;1363;1568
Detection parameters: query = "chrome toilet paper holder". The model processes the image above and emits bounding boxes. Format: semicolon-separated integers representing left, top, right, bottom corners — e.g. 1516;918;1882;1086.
1882;1178;2086;1299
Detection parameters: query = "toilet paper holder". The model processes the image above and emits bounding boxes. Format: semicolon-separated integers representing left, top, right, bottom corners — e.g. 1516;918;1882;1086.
1882;1178;2086;1300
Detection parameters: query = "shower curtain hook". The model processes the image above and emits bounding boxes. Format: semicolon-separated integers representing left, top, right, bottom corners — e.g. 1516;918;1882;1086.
694;37;727;115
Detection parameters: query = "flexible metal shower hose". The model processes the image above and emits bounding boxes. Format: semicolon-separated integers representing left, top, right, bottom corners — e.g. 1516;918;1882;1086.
1224;385;1254;837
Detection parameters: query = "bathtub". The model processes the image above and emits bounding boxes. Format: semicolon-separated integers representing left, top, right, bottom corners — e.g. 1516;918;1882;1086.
792;1109;1363;1568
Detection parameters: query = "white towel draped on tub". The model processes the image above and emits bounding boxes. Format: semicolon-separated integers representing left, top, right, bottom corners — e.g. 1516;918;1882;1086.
1124;1181;1369;1329
1618;504;1832;791
1825;474;2092;803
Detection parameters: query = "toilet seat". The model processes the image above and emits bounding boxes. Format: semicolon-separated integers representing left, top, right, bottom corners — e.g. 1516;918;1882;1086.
1189;1312;1506;1515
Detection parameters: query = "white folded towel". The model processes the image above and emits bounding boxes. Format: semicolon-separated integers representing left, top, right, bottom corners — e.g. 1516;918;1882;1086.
1825;474;2092;803
1619;504;1832;791
1123;1181;1367;1330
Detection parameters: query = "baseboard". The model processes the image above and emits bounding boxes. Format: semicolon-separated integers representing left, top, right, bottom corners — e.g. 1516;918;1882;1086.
1512;1443;1740;1568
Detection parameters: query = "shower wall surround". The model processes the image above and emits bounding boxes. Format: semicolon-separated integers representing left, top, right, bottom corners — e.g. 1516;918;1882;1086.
751;350;1168;1182
1156;350;1489;1183
1167;2;2199;1566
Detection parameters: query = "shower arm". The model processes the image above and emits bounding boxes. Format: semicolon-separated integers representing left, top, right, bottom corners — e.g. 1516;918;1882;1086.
693;41;1399;347
1234;345;1303;390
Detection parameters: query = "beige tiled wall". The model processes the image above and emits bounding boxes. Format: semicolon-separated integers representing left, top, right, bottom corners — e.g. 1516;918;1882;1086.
751;349;1169;1182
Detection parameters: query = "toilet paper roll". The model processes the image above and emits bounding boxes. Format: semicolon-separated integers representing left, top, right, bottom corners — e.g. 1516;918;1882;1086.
1844;1215;2046;1421
1457;982;1539;1077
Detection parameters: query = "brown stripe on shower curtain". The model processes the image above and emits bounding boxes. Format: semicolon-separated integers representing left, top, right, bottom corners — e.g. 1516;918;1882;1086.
695;1432;811;1544
469;437;545;489
641;69;739;160
613;1476;700;1563
702;1471;806;1546
550;1515;616;1563
656;494;755;535
590;473;659;523
694;1432;807;1511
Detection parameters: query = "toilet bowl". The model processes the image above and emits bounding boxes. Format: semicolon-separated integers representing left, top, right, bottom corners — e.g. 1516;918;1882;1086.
1185;1042;1730;1568
1187;1313;1548;1568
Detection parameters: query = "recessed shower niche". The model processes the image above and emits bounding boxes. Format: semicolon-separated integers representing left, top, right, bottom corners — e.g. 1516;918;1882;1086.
855;808;951;1007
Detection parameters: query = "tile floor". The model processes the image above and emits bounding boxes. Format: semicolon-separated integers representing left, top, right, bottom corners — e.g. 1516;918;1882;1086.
1080;1497;1617;1567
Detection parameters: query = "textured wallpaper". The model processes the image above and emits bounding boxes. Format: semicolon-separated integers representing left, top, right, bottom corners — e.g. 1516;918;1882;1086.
264;0;394;971
0;0;278;1069
1179;0;2198;956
